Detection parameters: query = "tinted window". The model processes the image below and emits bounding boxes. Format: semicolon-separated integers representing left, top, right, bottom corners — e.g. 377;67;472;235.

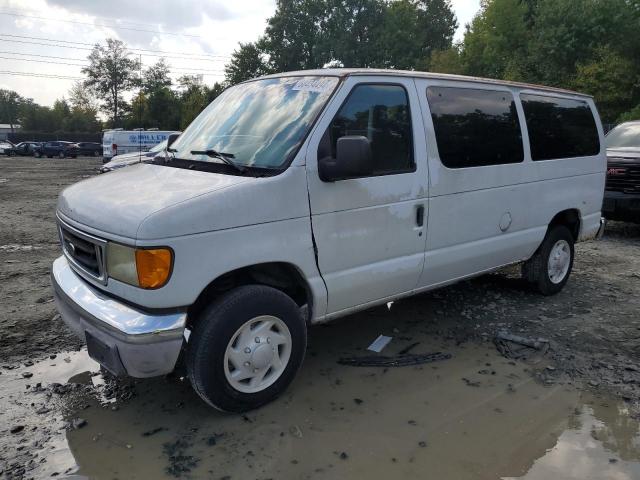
520;94;600;160
427;87;524;168
327;84;414;175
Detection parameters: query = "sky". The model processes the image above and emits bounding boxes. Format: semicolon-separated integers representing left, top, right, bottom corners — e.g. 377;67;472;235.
0;0;481;107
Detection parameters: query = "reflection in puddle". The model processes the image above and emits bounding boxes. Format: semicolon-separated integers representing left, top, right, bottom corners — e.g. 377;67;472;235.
1;340;639;479
506;400;640;480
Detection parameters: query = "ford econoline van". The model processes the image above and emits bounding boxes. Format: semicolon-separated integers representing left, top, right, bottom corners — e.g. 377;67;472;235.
52;69;606;412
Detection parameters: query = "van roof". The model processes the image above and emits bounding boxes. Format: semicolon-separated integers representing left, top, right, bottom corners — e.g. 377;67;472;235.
259;68;591;98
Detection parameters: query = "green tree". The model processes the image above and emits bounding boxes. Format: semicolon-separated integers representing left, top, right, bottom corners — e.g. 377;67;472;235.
224;42;270;85
429;46;465;74
461;0;529;80
617;105;640;123
67;81;101;132
146;88;180;129
381;0;457;70
82;38;141;127
19;99;56;132
320;0;387;68
573;47;640;123
261;0;329;71
68;81;99;111
51;99;71;132
143;59;172;93
0;89;23;130
528;0;631;85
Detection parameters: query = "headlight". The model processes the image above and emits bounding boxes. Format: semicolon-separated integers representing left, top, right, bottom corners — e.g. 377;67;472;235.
106;243;173;289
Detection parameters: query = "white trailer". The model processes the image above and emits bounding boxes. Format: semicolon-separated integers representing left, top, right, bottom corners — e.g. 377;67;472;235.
102;129;177;161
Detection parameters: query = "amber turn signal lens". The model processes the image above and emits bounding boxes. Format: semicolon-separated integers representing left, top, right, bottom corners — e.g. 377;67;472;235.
135;248;172;289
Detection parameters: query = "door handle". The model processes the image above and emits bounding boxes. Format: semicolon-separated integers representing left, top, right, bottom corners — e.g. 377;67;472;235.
416;205;425;227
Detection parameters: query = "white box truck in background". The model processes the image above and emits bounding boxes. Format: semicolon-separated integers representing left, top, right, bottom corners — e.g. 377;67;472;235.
102;129;177;162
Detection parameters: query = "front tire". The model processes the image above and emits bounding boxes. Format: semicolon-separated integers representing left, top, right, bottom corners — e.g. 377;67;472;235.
522;225;574;295
186;285;307;412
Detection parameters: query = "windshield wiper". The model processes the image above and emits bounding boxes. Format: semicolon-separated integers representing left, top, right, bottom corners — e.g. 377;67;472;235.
190;149;246;173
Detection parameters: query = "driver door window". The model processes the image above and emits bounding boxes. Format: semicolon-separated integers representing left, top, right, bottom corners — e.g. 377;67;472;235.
320;84;415;177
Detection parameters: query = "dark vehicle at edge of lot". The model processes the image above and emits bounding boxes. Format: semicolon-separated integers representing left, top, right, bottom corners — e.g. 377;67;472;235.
75;142;102;157
603;121;640;223
10;141;41;156
35;141;79;159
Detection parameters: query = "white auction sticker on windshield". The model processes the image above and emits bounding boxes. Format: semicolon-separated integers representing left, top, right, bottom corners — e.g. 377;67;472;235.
292;78;334;93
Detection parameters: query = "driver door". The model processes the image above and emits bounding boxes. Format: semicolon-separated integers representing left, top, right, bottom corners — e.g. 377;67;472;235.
306;76;428;315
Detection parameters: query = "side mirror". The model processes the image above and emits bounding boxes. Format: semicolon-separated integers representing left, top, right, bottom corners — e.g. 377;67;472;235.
167;133;180;148
318;135;372;182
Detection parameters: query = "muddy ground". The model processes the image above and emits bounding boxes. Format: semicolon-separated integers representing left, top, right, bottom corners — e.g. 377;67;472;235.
1;156;639;479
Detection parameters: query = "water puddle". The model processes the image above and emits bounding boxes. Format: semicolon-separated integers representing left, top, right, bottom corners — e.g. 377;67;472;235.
1;327;638;479
505;399;640;480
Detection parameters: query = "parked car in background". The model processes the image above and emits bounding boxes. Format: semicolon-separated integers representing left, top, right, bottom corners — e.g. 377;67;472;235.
602;121;640;223
36;141;78;159
102;129;178;162
11;141;41;156
75;142;102;157
99;138;172;173
52;69;606;412
0;140;15;156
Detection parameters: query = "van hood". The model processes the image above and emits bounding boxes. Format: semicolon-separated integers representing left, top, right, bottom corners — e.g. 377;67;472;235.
58;163;252;239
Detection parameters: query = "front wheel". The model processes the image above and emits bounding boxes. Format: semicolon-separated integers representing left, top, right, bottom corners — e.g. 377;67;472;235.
186;285;307;412
522;225;574;295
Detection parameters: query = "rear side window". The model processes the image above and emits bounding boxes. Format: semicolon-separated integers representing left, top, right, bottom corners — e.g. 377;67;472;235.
327;84;414;176
520;94;600;160
427;87;524;168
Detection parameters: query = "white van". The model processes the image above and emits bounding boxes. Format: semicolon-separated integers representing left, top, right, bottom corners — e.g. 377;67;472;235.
102;129;177;162
52;69;606;412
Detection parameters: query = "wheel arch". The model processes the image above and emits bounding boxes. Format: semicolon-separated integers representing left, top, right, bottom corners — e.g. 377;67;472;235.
187;262;313;328
547;208;581;241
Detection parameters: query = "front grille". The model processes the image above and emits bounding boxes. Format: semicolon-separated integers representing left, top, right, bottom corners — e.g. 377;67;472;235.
58;219;107;284
606;160;640;194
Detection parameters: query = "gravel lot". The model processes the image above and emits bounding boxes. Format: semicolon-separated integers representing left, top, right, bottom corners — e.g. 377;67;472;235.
1;156;639;479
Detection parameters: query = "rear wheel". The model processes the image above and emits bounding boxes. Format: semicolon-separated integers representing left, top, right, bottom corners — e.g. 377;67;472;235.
522;225;574;295
186;285;307;412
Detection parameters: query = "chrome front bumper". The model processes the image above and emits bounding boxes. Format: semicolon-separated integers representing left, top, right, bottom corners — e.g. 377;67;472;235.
51;256;186;378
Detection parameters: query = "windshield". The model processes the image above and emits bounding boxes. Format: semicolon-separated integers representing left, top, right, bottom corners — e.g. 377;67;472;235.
606;123;640;149
150;139;168;153
170;76;339;169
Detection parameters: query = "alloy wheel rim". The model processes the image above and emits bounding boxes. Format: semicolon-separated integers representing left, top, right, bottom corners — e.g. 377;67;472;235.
223;315;292;394
548;239;571;284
